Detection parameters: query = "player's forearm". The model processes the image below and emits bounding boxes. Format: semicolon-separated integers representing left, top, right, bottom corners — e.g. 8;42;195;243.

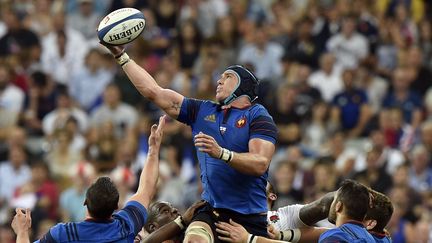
299;227;328;243
122;60;161;100
229;152;269;176
299;191;335;226
137;148;160;200
142;221;182;243
16;231;30;243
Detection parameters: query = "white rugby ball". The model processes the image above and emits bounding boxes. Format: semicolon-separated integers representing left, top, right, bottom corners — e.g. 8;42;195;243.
97;8;145;45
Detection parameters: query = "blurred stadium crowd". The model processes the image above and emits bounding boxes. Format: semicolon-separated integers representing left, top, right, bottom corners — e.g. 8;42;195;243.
0;0;432;242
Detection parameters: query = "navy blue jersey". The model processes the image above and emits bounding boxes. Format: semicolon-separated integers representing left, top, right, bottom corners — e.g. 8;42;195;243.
35;201;147;243
319;221;375;243
371;232;392;243
177;98;277;214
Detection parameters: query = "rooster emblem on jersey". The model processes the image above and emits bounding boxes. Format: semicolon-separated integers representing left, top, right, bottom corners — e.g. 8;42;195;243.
236;117;247;128
269;214;280;223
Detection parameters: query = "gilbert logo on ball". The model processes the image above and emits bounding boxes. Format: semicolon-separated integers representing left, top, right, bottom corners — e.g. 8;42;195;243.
97;8;146;45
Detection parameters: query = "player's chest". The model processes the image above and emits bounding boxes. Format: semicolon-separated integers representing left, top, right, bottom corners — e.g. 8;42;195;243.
194;109;250;149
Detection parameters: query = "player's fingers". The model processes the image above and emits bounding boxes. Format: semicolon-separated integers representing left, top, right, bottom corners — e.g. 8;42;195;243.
157;115;166;132
150;124;158;134
195;137;214;145
15;208;24;215
218;236;233;242
229;219;241;227
198;148;211;153
215;228;230;236
215;222;232;231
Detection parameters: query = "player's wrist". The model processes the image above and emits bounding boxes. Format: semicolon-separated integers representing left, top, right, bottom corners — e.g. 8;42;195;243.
173;216;186;230
115;51;130;66
218;147;233;163
246;234;257;243
280;229;301;243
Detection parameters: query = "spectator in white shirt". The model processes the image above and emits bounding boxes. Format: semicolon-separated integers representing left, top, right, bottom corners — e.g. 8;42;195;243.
0;146;31;206
66;0;101;41
41;13;88;85
70;48;113;112
42;91;89;136
0;63;24;126
90;84;139;139
238;23;284;80
326;14;369;70
308;53;343;102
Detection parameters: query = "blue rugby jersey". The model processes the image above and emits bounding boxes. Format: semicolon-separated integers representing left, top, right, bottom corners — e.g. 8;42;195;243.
35;201;147;243
319;221;375;243
371;232;392;243
177;98;277;214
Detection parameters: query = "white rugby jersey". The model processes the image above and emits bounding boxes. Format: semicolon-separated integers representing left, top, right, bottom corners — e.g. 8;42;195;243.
267;204;334;230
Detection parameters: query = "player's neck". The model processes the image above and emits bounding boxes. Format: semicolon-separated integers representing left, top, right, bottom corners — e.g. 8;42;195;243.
336;214;362;227
222;97;252;110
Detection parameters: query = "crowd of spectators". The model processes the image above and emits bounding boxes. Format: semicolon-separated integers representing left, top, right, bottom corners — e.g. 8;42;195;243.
0;0;432;242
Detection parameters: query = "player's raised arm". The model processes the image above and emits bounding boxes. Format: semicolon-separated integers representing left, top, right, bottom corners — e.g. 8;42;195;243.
128;115;165;209
104;45;184;119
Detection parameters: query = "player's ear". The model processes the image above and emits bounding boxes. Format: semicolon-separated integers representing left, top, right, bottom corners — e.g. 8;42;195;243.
148;222;159;233
365;219;377;230
335;201;343;213
269;192;277;201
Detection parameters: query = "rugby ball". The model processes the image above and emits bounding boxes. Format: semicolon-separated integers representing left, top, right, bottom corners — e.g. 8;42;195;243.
97;8;145;45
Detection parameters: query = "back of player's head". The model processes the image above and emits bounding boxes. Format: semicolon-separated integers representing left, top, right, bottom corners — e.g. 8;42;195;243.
222;65;259;105
85;176;119;219
366;190;394;233
336;179;370;221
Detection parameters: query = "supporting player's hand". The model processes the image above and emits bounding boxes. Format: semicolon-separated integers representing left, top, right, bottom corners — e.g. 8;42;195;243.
148;115;166;150
194;132;222;159
182;200;206;225
216;219;249;243
11;208;32;235
267;224;280;240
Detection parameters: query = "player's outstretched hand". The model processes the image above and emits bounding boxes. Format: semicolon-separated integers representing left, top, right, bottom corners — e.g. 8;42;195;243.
194;132;222;159
148;115;166;150
99;42;125;57
11;208;32;235
216;219;249;243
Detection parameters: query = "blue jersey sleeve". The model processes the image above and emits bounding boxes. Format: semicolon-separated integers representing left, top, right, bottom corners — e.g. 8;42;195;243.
177;98;204;126
37;224;61;243
319;236;350;243
114;200;148;236
249;106;278;144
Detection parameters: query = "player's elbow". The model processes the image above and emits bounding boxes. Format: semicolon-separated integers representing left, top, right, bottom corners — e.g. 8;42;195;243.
252;159;269;176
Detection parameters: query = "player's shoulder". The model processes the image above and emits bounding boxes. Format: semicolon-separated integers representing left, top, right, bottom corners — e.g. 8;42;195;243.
248;103;272;118
320;227;349;239
46;222;77;242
